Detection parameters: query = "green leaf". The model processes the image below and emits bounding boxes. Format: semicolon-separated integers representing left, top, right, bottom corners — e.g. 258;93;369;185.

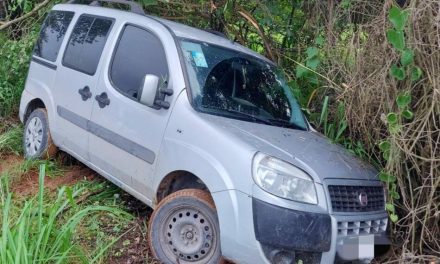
306;47;319;58
389;175;397;183
391;191;400;199
315;36;325;46
402;109;414;120
223;0;233;19
386;203;395;213
389;6;409;31
400;49;414;66
387;112;398;125
410;66;423;81
65;187;75;208
386;29;405;51
390;213;399;223
390;64;405;80
379;171;390;182
379;171;396;183
306;57;320;70
396;92;411;109
389;123;402;134
320;96;329;125
295;64;309;78
382;149;391;161
379;141;391;152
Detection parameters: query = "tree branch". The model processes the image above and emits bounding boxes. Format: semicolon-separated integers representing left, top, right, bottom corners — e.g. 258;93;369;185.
236;8;277;61
0;0;52;31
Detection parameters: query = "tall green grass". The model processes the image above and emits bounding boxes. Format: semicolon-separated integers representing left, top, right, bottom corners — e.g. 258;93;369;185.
0;125;22;156
0;164;133;263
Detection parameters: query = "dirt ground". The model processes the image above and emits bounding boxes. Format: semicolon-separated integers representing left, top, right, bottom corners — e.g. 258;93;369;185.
0;153;156;264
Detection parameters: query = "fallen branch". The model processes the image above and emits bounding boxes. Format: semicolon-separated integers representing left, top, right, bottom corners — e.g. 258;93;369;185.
236;8;277;62
0;0;52;31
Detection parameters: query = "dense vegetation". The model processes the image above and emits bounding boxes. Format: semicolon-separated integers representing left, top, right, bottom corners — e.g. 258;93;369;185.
0;0;439;262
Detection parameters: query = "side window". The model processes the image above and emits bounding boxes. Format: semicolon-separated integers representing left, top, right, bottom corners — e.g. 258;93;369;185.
63;15;113;75
110;25;168;100
33;11;74;62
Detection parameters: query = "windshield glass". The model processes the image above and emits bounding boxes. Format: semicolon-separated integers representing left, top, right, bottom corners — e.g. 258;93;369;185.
180;40;308;130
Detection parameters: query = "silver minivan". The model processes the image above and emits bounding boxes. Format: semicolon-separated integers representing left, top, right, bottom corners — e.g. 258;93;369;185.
19;1;389;263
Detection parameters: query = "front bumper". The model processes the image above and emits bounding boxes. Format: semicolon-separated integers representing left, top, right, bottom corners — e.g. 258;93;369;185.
253;198;332;252
212;188;389;264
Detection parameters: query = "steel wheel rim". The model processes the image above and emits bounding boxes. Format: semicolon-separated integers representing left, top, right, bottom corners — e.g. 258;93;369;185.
25;117;44;157
160;205;217;263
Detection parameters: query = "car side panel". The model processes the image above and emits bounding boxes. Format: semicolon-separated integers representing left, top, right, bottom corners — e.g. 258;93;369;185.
20;61;62;146
153;90;256;198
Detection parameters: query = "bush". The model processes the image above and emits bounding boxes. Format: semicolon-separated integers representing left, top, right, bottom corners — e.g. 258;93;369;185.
0;29;38;117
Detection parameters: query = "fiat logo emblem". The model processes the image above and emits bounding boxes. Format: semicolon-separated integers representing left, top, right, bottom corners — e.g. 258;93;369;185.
358;192;368;206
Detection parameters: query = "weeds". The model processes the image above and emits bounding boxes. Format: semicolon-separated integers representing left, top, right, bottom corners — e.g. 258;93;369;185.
0;164;133;263
0;124;22;156
0;31;37;117
318;96;348;144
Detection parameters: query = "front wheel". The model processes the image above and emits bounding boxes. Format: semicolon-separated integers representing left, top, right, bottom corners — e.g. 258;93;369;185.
148;189;224;264
23;108;57;159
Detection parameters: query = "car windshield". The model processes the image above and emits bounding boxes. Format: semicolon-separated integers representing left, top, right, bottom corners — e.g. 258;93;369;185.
180;40;308;130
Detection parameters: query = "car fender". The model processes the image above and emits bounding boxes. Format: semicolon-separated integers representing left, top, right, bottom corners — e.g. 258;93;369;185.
20;77;59;144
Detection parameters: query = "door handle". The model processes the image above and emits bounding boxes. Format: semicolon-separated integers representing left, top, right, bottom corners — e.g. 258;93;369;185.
78;86;92;101
95;92;110;108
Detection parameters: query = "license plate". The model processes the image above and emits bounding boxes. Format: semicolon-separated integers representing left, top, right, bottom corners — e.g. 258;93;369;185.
337;235;375;260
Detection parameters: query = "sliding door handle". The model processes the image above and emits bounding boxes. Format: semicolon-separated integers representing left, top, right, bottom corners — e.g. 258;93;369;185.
95;92;110;108
78;86;92;101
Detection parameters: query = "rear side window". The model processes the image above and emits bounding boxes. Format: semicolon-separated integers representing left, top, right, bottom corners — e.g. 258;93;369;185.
110;25;168;99
33;11;74;62
63;15;113;75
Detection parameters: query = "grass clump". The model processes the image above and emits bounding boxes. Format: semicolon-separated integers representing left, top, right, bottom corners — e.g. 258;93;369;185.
0;164;133;263
0;125;22;157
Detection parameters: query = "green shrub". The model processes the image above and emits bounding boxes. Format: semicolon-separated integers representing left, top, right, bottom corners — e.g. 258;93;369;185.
0;30;38;117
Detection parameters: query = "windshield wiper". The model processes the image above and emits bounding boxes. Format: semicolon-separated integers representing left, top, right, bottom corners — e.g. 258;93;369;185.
206;107;274;126
267;118;307;131
223;109;276;126
203;107;306;130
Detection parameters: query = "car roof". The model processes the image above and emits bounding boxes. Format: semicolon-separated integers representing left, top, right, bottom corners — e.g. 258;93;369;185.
54;3;273;65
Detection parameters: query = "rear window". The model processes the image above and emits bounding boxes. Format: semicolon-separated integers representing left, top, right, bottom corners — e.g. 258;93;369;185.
63;15;113;75
33;11;74;62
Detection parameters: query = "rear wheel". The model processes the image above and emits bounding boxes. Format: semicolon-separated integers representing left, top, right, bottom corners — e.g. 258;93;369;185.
148;189;224;264
23;108;57;159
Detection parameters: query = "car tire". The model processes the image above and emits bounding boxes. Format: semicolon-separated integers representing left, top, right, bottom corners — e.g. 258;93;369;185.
23;108;57;159
148;189;225;264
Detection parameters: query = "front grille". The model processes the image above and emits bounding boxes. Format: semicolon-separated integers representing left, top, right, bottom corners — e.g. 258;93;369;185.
328;185;384;212
337;218;388;236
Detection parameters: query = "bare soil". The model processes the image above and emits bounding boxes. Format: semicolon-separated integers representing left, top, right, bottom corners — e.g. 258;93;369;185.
0;154;22;172
11;165;96;197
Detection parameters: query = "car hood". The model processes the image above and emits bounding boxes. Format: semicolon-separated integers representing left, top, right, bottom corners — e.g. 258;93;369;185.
203;114;379;183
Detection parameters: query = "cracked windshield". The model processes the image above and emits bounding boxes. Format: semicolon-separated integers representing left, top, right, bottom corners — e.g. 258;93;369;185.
180;40;308;130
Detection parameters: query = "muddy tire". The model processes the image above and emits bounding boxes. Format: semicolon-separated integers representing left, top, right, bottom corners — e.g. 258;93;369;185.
148;189;224;264
23;108;57;159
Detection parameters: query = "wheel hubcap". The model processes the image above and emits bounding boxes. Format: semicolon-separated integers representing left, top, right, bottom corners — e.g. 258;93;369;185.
163;207;216;262
25;117;44;156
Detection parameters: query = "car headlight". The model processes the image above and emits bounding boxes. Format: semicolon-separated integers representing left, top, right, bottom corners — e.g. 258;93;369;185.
252;153;318;204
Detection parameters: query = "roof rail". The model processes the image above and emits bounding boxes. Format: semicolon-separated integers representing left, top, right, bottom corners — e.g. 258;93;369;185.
66;0;145;15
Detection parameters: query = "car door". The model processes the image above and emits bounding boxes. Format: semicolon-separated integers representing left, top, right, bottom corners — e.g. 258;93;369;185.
53;14;114;161
88;23;173;200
